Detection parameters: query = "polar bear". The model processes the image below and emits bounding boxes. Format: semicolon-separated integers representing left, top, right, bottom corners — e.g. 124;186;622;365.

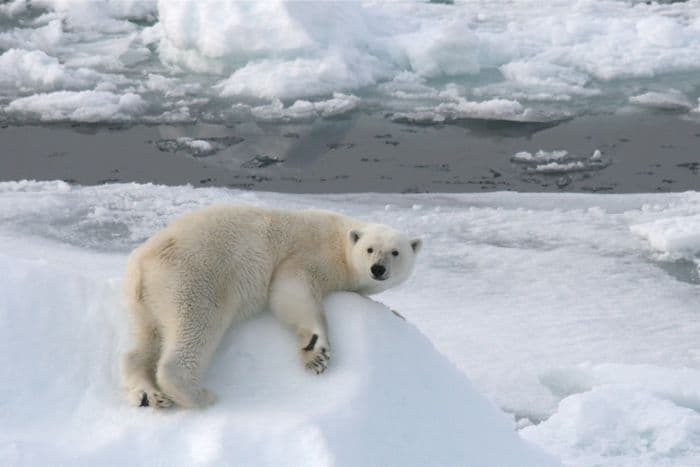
121;205;422;409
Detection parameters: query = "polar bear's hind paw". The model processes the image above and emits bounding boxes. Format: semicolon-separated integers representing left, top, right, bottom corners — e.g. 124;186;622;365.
130;389;174;409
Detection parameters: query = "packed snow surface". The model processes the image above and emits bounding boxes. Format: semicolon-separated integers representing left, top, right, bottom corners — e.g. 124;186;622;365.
1;181;699;466
1;0;700;123
0;237;553;465
0;182;556;466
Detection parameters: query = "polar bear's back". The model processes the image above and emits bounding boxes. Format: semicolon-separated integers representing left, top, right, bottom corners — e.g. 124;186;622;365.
163;205;353;262
126;205;358;322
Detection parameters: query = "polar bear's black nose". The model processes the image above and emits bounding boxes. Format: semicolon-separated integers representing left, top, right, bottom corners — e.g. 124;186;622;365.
371;264;386;279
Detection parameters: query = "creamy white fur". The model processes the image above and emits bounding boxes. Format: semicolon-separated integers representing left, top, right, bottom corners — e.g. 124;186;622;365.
121;205;421;409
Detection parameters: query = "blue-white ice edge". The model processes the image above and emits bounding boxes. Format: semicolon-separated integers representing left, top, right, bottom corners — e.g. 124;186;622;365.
2;180;700;466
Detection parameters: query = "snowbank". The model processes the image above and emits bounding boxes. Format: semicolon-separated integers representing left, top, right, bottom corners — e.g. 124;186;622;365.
3;181;700;466
0;233;554;466
522;363;700;466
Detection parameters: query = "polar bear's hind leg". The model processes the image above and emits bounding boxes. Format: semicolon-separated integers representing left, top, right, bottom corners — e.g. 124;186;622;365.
154;300;229;408
121;301;173;408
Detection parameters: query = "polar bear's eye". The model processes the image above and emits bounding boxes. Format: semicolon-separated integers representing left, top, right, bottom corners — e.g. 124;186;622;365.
367;247;373;254
392;250;399;257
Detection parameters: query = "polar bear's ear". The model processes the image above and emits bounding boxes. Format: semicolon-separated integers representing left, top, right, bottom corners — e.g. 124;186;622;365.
410;238;422;253
349;230;362;244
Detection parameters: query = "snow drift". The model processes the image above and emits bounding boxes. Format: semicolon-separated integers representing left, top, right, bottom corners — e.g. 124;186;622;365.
0;233;554;466
2;181;700;466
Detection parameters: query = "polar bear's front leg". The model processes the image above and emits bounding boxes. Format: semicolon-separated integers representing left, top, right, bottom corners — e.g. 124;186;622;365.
269;269;331;374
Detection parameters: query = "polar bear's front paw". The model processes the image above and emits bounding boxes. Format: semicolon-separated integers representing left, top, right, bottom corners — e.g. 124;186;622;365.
129;388;173;409
303;346;330;375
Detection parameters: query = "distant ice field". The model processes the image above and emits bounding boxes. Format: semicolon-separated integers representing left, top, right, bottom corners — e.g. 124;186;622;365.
1;0;700;124
1;181;699;466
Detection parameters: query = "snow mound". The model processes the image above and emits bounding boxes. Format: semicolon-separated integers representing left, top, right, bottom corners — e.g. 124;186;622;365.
522;363;700;467
0;236;555;466
631;214;700;260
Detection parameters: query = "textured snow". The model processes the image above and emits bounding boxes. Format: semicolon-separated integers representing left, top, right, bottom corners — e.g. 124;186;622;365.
631;214;700;261
521;364;700;467
1;181;700;466
0;186;555;466
1;0;700;123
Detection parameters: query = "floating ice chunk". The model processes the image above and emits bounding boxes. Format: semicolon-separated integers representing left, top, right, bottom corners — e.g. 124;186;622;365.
636;15;689;49
512;149;606;176
155;136;243;157
630;90;693;110
0;0;27;17
631;214;700;259
513;151;533;161
512;150;569;163
144;74;176;93
393;98;560;123
500;61;596;96
32;0;157;27
313;93;361;117
248;94;360;122
145;107;195;124
157;0;316;62
241;154;284;169
0;49;99;92
175;138;213;154
398;22;481;78
7;90;147;122
2;0;700;123
532;161;586;174
216;54;386;100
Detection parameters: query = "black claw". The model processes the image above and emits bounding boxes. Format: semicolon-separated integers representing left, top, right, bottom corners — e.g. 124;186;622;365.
303;334;319;352
139;393;149;407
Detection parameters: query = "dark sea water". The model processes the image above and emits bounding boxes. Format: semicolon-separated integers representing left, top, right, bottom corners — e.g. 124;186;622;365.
3;111;699;193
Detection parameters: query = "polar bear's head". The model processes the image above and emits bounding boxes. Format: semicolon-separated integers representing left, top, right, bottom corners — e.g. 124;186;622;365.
348;224;422;294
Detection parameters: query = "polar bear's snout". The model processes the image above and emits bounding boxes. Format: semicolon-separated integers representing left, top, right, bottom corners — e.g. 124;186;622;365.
370;263;387;280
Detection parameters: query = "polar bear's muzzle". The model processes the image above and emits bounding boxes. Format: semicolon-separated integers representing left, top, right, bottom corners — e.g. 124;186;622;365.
370;263;388;281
